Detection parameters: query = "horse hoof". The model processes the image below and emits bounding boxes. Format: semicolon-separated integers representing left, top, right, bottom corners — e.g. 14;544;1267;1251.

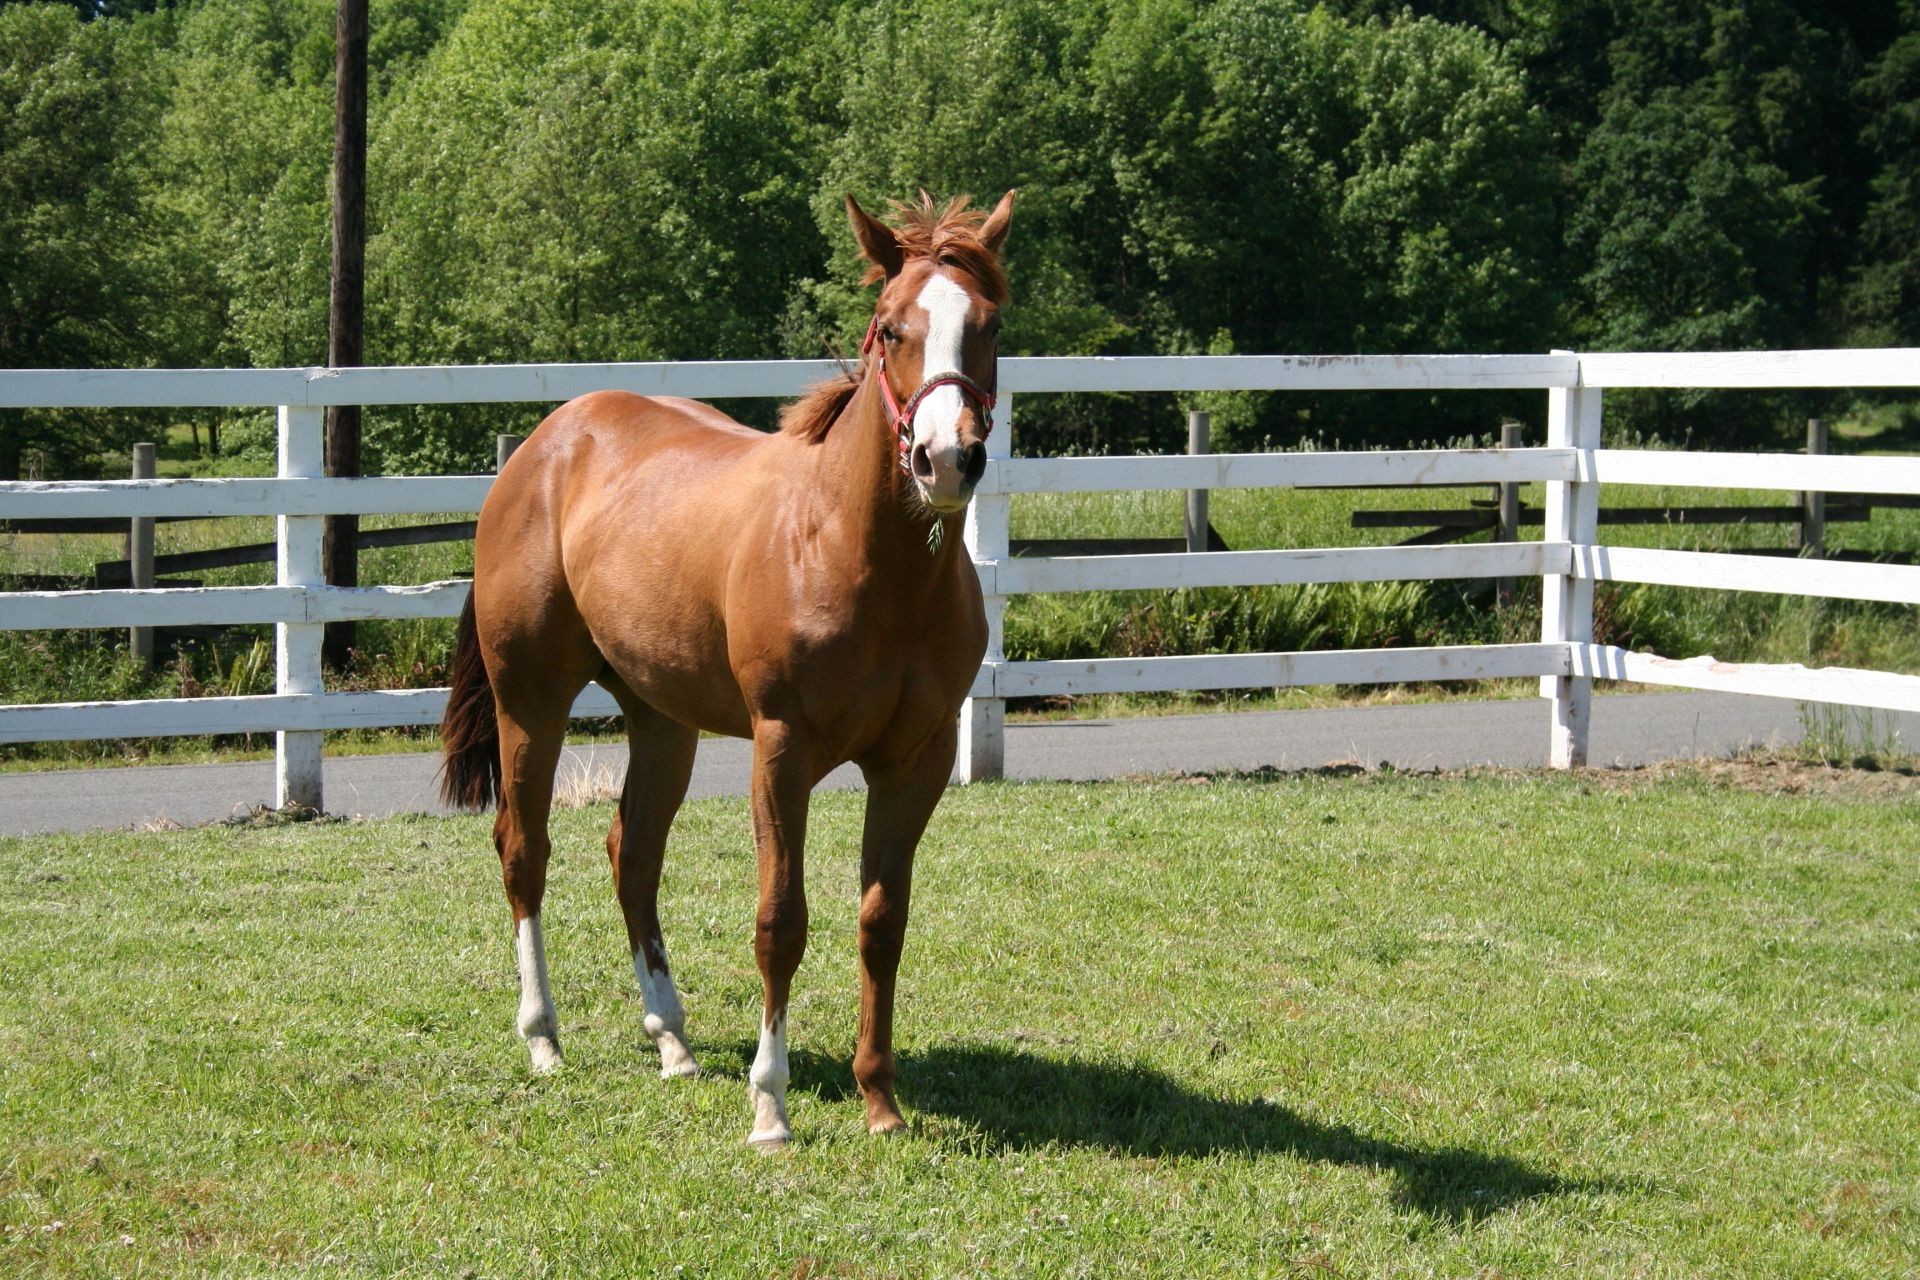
747;1126;793;1150
527;1036;564;1074
868;1117;908;1137
657;1034;700;1079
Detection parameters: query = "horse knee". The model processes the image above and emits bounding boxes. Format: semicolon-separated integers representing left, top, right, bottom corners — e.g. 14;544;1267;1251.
754;901;808;977
857;884;908;972
857;910;906;976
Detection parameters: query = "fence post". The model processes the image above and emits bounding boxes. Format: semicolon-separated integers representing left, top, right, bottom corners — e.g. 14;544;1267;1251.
1540;356;1600;768
277;405;326;811
1496;419;1522;607
128;442;156;666
1185;410;1210;554
959;393;1011;782
1792;418;1827;555
497;433;524;472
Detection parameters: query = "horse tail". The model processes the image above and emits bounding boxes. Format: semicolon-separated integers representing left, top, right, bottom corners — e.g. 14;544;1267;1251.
439;589;501;811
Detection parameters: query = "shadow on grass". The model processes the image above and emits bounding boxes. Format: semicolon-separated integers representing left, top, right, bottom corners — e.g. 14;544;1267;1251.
767;1041;1605;1226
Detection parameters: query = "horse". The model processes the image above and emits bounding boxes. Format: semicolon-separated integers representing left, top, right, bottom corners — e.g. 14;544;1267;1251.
439;190;1014;1147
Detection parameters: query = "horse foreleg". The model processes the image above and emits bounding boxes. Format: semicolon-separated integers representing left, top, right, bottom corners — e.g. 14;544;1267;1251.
604;703;701;1079
746;718;816;1147
853;725;956;1134
495;708;569;1073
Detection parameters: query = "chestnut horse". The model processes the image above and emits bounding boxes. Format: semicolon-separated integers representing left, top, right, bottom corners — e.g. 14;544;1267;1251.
439;191;1013;1146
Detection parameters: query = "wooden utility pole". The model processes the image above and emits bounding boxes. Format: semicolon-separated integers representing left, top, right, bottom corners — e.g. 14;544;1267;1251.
323;0;368;670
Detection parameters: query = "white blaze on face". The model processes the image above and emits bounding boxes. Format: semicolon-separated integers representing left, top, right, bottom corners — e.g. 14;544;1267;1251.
911;271;973;469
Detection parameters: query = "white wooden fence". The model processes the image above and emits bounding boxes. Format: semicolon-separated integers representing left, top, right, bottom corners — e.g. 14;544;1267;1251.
4;349;1918;811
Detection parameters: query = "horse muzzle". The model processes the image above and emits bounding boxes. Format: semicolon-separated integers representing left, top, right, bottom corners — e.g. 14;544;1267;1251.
911;435;988;511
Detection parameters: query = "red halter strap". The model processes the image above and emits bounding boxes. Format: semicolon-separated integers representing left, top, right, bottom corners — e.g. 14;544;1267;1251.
862;315;997;474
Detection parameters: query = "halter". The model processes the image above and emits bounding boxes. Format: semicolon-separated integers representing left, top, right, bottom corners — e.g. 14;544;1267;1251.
861;314;997;475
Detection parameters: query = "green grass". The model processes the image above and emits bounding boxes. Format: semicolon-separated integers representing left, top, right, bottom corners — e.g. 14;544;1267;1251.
3;769;1917;1276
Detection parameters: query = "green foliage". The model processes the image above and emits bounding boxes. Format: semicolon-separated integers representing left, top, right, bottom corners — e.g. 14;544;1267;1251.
151;0;335;371
1004;581;1428;663
0;4;169;476
1570;91;1814;355
1850;4;1920;347
365;0;825;469
3;0;1919;466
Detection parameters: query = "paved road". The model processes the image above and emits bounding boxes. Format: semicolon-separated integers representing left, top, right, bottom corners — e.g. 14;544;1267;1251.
8;690;1906;838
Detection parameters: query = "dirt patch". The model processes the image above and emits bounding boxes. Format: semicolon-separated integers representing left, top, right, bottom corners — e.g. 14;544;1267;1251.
1579;755;1918;800
1159;756;1918;800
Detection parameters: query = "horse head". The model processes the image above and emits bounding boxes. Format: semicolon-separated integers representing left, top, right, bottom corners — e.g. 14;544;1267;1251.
847;190;1014;513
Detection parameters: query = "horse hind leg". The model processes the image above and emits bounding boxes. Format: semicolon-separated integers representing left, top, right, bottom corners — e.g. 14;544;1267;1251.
603;692;701;1079
745;716;819;1148
494;702;572;1073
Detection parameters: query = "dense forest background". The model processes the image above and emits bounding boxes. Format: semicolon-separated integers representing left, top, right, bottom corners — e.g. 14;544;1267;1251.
4;0;1918;478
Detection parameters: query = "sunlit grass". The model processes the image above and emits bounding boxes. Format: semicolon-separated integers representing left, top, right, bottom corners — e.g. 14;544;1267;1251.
2;769;1915;1276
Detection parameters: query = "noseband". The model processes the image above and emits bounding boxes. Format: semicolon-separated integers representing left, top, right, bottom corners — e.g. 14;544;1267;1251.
861;315;996;475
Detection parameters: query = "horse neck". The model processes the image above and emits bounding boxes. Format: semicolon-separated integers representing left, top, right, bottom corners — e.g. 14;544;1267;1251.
816;372;968;586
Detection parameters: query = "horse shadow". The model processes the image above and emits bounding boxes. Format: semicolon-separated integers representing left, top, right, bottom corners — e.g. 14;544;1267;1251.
761;1041;1611;1226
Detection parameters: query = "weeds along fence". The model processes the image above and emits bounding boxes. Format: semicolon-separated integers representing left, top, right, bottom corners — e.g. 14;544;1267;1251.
3;349;1919;811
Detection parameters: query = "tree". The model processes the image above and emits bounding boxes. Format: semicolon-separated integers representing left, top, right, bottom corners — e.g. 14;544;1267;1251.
1849;3;1920;346
151;0;336;382
366;0;825;470
1569;88;1821;441
1085;2;1553;447
810;0;1139;451
0;4;166;477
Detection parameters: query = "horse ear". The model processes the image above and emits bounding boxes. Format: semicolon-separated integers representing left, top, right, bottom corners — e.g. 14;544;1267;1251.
846;194;904;279
979;189;1016;258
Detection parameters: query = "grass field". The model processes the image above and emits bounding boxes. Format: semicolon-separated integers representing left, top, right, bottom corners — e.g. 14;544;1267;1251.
3;766;1916;1276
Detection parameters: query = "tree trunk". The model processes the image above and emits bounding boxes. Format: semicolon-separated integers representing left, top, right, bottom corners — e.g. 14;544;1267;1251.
324;0;368;671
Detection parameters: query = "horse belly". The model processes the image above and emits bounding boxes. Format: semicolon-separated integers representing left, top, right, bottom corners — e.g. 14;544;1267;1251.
614;651;753;741
577;564;753;738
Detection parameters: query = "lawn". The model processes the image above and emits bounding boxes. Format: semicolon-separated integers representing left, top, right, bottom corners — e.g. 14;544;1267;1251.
2;767;1915;1276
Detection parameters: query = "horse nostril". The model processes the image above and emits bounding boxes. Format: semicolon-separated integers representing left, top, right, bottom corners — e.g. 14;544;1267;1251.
911;442;935;482
960;442;986;487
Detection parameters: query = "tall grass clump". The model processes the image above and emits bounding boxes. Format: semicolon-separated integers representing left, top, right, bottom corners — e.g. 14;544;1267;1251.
1004;581;1432;662
1598;584;1920;675
1793;702;1914;769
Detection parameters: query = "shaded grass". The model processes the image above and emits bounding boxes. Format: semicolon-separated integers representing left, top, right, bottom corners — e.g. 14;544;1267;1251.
2;769;1916;1276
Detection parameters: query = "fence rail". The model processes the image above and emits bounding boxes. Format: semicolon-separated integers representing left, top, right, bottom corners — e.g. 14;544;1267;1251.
4;349;1919;804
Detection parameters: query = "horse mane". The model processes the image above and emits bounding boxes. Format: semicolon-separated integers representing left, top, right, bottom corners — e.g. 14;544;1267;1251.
781;192;1007;444
779;367;860;442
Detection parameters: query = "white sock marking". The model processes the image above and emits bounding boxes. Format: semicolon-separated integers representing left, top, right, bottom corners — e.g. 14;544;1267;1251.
632;949;698;1078
747;1010;791;1145
515;913;562;1073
